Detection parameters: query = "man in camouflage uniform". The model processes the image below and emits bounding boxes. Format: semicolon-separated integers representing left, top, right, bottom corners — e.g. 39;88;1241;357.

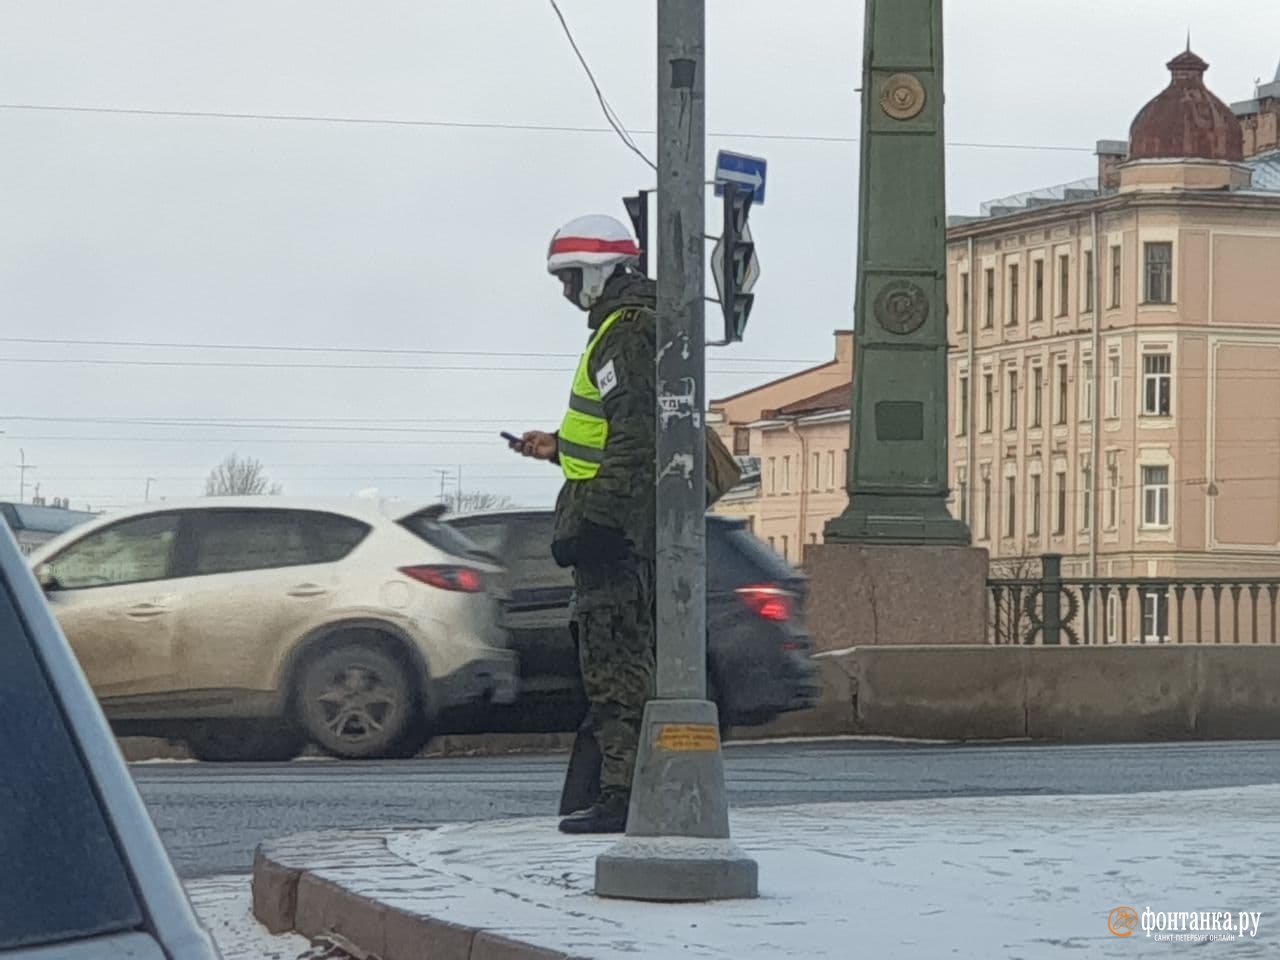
510;213;656;834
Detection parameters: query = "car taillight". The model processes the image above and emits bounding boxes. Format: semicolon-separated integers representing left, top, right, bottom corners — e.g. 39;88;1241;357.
735;585;794;622
400;565;485;593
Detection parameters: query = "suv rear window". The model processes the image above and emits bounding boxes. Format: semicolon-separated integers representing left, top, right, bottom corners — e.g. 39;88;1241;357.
709;518;799;585
401;514;497;562
0;576;144;949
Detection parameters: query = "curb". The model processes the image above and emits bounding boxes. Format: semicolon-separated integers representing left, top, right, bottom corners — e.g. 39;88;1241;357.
252;839;585;960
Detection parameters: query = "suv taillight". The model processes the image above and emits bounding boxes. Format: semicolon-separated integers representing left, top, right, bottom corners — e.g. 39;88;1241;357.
735;585;794;622
400;565;485;593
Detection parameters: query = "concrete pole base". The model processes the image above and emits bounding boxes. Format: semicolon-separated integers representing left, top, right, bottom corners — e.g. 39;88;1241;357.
592;698;759;901
595;836;759;901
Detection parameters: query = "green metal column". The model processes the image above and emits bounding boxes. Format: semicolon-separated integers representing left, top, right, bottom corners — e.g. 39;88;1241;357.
824;0;971;546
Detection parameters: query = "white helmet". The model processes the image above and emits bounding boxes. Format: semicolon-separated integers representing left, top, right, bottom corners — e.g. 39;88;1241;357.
546;214;642;309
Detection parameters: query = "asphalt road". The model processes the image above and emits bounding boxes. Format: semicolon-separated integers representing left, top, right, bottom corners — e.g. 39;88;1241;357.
133;738;1280;879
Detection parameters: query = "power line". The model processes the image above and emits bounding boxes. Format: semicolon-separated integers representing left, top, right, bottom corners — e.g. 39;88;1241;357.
0;415;558;427
0;356;804;376
546;0;655;171
0;335;815;364
0;102;1096;153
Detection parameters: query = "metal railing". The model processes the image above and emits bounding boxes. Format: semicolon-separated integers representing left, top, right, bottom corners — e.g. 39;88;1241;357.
988;554;1280;646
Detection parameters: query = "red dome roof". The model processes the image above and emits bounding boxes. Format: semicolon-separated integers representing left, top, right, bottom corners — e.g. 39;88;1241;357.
1128;49;1244;162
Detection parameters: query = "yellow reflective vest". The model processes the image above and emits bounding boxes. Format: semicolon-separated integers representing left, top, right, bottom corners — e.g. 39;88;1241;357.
557;309;625;480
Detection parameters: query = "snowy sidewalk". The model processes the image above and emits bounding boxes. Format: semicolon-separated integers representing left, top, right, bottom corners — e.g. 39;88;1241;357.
252;785;1280;959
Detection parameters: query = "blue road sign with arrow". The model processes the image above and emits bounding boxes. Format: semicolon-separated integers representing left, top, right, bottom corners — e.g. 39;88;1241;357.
713;150;767;205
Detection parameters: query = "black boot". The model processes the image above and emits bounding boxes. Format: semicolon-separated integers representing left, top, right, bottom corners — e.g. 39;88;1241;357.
558;795;628;834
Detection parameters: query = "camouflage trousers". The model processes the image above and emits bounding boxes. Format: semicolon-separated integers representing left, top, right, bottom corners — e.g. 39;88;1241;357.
570;557;656;806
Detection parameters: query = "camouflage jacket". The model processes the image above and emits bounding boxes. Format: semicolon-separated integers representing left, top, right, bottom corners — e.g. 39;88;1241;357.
552;272;657;562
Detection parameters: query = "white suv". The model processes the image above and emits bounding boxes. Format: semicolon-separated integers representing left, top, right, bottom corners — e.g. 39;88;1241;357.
28;497;517;761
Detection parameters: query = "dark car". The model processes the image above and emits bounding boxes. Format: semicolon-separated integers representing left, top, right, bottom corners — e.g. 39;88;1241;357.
0;517;220;957
442;509;819;734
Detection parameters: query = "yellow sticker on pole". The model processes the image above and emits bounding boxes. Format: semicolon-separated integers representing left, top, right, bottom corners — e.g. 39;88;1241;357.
655;724;720;752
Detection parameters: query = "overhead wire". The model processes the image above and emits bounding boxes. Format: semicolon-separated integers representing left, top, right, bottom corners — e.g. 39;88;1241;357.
0;103;1095;153
546;0;656;170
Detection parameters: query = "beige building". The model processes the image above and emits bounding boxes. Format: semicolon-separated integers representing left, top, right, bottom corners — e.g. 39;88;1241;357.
709;331;852;564
712;50;1280;639
947;49;1280;596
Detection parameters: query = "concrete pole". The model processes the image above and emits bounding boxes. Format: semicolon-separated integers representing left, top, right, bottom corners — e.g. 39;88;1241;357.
594;0;757;902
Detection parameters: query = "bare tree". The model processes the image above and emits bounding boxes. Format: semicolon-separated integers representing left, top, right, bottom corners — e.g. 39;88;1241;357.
205;453;282;497
444;490;514;513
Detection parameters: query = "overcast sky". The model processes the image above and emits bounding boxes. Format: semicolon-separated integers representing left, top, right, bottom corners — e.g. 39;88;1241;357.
1;1;1277;512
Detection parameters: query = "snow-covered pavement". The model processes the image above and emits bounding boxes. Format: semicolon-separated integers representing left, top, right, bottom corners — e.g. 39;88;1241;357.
254;784;1280;959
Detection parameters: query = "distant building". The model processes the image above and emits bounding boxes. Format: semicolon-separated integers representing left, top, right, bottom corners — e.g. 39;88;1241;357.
708;331;852;564
710;49;1280;603
946;47;1280;600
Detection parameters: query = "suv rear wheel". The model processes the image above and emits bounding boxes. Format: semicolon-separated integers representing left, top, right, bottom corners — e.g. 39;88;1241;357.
296;643;423;759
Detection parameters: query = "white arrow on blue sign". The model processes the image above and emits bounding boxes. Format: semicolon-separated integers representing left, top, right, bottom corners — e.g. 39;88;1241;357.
713;150;767;205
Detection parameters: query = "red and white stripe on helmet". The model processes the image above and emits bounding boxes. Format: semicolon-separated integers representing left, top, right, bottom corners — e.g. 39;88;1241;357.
546;214;641;274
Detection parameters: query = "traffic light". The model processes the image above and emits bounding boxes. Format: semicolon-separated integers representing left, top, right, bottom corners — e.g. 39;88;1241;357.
623;191;650;278
719;182;757;342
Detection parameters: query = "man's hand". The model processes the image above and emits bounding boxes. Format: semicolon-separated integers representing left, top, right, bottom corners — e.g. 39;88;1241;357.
510;430;557;461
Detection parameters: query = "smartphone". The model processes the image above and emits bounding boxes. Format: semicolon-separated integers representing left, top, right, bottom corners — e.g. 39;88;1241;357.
500;431;521;444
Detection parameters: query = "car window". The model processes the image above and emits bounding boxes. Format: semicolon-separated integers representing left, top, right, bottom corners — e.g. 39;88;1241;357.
447;521;509;557
189;509;368;575
0;575;144;949
303;512;372;563
506;515;570;588
46;513;180;590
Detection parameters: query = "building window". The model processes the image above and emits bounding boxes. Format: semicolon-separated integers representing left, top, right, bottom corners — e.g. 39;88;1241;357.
782;456;791;493
1106;353;1121;418
1144;242;1172;304
960;272;970;332
1006;369;1018;430
1005;476;1017;539
1083;250;1095;313
1142;590;1169;644
1057;254;1070;316
1029;474;1042;537
767;457;776;495
811;452;821;491
1054;470;1067;536
1106;456;1119;530
1142;352;1172;417
768;536;776;551
957;374;970;437
983;268;995;328
1031;366;1043;428
981;477;992;541
842;448;849;485
1110;244;1122;308
957;468;969;524
1055;361;1069;425
733;427;750;456
982;373;994;433
781;535;789;561
827;451;836;489
1033;259;1045;322
1007;263;1019;326
1142;465;1170;528
1081;461;1093;532
1080;356;1094;421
